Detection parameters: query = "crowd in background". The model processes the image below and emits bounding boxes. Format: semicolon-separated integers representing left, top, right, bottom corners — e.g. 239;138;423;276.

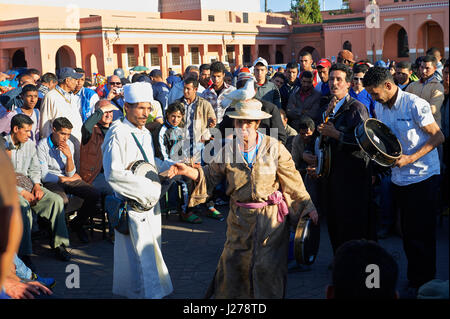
0;44;448;299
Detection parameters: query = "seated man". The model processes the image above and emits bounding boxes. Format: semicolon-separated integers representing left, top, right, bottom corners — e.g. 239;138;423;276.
80;99;118;195
37;117;101;243
0;84;40;142
5;114;71;266
327;239;399;299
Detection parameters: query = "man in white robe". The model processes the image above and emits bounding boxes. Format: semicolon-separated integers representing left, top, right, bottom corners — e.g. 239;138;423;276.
102;82;174;299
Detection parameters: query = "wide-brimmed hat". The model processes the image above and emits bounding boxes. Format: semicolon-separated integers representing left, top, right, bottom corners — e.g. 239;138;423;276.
227;99;272;120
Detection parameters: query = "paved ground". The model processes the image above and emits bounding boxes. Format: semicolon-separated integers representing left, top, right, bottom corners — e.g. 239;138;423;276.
31;206;449;299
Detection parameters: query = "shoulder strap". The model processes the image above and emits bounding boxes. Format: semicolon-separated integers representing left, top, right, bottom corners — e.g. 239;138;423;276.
131;132;149;162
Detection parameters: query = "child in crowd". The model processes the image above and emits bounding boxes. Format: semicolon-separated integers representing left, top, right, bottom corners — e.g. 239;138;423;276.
153;102;201;223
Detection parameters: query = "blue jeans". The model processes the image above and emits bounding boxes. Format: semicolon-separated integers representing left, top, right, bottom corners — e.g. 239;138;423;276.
14;254;32;280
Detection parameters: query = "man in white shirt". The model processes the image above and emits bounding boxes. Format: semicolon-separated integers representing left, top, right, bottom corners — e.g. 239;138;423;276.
102;82;174;299
364;66;445;290
39;67;84;168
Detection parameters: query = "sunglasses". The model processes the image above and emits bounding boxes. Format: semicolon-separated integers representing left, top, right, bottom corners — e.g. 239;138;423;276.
109;82;121;85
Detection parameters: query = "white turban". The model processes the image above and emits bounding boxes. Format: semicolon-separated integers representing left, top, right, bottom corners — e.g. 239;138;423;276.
123;82;153;103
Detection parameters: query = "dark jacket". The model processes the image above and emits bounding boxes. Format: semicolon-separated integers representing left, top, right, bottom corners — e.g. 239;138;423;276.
322;95;376;253
255;80;282;109
280;78;301;111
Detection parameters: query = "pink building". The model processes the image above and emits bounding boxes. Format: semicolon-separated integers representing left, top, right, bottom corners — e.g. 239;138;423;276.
0;0;448;80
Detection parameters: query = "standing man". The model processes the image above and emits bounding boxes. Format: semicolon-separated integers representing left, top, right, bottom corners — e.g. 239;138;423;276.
349;63;377;118
73;68;100;123
299;52;321;87
168;66;204;105
6;114;70;264
406;55;445;126
337;50;355;67
102;82;174;299
286;71;323;128
178;77;216;163
318;63;375;255
280;62;300;110
426;47;443;81
364;67;444;290
39;67;84;167
315;59;331;96
394;61;414;91
199;64;212;90
202;61;236;124
253;57;282;109
149;69;170;112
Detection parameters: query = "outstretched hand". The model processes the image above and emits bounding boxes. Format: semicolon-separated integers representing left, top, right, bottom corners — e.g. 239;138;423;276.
167;163;199;181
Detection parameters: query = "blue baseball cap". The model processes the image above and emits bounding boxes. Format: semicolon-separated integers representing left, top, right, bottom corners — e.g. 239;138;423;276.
57;67;83;81
374;60;388;68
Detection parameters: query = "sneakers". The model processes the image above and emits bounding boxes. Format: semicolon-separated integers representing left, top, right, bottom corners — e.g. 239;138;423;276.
54;245;71;261
31;272;56;289
206;206;225;221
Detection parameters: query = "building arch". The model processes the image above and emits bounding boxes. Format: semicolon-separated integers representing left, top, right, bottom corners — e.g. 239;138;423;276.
383;23;409;61
12;49;27;68
298;46;320;64
55;45;76;71
84;53;99;78
417;20;444;58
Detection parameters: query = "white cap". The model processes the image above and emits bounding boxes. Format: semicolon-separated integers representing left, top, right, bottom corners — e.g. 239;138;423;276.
252;57;268;69
124;82;154;104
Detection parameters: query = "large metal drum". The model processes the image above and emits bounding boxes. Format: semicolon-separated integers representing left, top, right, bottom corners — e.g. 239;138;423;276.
354;118;402;167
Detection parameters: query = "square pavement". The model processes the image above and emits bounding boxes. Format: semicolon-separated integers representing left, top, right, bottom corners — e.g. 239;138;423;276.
30;207;449;299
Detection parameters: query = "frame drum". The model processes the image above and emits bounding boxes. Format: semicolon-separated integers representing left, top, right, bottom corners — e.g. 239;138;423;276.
294;216;320;265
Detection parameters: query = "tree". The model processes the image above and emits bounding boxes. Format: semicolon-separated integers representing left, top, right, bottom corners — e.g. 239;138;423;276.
290;0;323;24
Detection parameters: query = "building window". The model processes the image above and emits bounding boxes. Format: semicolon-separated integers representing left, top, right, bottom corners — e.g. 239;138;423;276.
243;12;249;23
208;15;215;22
127;47;136;68
171;47;180;66
150;47;160;66
191;47;200;65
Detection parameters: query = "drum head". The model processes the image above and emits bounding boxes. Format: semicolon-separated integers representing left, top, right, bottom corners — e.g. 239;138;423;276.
294;217;320;265
365;119;402;158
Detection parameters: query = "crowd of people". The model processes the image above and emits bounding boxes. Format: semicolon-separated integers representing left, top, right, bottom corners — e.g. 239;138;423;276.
0;45;448;299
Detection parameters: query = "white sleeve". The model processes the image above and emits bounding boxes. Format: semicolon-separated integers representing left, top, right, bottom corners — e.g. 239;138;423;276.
411;96;436;128
102;132;161;207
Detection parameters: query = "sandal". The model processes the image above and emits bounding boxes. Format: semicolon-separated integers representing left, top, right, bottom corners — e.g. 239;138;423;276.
180;211;202;224
206;207;225;221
